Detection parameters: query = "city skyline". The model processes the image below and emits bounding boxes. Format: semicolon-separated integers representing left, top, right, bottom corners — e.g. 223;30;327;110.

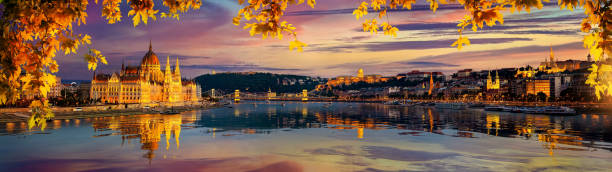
56;1;588;80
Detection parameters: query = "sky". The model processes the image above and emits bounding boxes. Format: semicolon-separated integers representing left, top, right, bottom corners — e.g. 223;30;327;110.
56;0;590;80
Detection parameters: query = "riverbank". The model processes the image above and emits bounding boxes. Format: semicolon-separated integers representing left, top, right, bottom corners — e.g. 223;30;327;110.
0;102;221;123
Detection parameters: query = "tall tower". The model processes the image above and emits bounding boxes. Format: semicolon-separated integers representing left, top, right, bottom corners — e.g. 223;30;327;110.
486;71;492;90
175;58;181;75
494;71;500;89
165;56;171;81
549;45;556;67
173;57;182;102
164;56;172;102
587;53;592;62
357;68;364;78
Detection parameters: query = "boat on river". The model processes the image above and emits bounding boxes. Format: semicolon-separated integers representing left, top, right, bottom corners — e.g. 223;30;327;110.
540;106;576;115
501;106;514;112
484;105;504;111
384;100;401;105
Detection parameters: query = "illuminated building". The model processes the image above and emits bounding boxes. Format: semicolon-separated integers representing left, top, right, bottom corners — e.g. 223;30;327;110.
456;69;472;78
90;41;199;104
486;71;500;90
322;68;391;88
526;79;551;96
539;46;567;73
234;89;240;102
301;89;308;101
267;88;276;100
515;67;536;78
357;68;364;78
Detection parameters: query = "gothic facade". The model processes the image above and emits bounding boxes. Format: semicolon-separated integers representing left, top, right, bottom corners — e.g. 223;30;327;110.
90;42;199;104
486;71;500;90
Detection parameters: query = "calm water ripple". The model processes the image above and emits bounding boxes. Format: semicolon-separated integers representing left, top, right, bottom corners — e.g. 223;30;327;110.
0;102;610;171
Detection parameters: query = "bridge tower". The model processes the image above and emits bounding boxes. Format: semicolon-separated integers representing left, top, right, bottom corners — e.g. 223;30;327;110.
234;89;240;103
211;88;215;98
267;88;276;100
301;89;308;101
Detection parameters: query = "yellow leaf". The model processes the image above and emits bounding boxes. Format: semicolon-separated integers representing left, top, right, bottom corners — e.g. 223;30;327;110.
82;34;91;45
452;36;470;50
289;40;307;52
133;13;141;27
307;0;316;8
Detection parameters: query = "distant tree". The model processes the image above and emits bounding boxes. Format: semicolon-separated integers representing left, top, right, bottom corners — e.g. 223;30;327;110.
536;92;547;102
561;88;577;101
526;94;536;102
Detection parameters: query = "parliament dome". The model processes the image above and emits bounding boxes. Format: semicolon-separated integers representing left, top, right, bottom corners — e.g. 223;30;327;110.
141;41;159;66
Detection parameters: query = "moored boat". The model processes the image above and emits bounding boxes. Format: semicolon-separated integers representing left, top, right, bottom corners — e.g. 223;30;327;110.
484;105;504;111
502;106;514;112
540;106;576;115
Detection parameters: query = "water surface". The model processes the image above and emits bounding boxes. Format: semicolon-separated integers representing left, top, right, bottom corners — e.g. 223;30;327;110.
0;102;611;171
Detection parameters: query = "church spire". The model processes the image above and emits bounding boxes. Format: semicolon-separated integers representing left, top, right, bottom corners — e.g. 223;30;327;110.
549;44;555;64
175;57;180;73
165;56;171;73
149;39;152;52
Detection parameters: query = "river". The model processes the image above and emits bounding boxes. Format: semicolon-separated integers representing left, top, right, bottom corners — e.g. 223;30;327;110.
0;102;611;171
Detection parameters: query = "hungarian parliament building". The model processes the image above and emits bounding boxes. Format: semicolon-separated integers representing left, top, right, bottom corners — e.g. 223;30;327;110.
90;42;200;104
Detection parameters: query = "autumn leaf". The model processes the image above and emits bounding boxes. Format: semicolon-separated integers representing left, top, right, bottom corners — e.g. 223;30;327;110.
289;40;308;52
452;36;470;50
307;0;316;8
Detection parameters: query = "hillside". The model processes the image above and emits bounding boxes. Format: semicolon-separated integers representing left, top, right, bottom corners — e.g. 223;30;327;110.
193;72;325;93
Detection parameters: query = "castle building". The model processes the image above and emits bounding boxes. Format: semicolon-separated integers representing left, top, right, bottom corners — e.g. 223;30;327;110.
515;66;536;78
539;46;567;73
323;68;389;88
357;68;364;78
90;41;199;104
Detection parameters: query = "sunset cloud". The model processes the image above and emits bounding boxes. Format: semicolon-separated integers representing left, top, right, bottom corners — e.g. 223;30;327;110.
55;1;591;80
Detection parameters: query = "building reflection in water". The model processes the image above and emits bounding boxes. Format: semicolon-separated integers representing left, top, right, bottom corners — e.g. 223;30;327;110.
0;102;610;159
195;102;611;155
486;114;500;136
90;114;190;163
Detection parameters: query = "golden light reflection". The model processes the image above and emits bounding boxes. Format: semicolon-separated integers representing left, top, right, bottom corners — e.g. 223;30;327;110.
302;106;308;117
486;114;500;136
234;108;240;117
6;122;15;133
316;111;391;139
357;127;364;139
514;114;590;156
428;108;434;133
91;114;183;163
53;120;61;129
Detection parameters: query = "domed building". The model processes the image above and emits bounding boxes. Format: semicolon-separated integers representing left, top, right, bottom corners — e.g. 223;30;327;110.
90;41;200;104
